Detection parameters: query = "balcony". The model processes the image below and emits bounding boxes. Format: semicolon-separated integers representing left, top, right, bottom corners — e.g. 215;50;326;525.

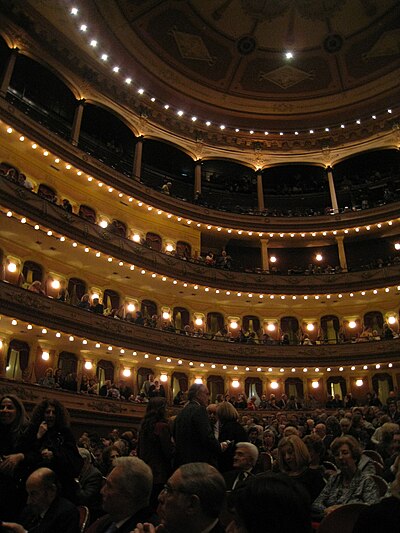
0;282;399;367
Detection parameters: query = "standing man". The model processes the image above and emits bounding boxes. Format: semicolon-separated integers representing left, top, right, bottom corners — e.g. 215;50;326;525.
174;384;223;467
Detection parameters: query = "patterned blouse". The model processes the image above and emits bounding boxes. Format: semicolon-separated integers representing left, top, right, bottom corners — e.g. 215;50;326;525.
312;469;380;514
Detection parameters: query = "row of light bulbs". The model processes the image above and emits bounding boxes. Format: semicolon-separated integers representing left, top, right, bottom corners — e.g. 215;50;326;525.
0;318;394;377
3;124;400;240
3;206;400;302
67;6;397;137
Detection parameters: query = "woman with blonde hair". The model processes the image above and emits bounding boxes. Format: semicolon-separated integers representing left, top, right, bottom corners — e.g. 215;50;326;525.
217;401;248;472
278;434;325;501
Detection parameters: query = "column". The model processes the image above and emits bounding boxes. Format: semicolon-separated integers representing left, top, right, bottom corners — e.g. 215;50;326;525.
260;238;270;272
256;172;265;211
327;167;339;214
0;48;18;97
194;161;202;195
133;136;143;180
335;235;348;272
70;99;85;146
0;336;9;377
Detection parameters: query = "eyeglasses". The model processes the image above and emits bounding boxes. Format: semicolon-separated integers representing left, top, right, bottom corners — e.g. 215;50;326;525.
161;483;191;496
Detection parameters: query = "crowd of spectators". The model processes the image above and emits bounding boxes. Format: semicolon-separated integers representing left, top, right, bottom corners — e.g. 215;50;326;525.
2;386;400;531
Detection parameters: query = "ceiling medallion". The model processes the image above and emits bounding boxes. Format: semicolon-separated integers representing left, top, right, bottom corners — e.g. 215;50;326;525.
237;35;257;55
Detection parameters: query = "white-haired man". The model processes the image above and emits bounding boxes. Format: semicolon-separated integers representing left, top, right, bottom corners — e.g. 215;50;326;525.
223;442;260;490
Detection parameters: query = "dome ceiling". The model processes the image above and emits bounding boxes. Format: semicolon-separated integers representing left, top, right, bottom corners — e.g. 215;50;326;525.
91;0;400;129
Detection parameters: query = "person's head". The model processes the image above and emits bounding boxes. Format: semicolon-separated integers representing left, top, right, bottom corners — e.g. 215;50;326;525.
391;430;400;454
0;394;26;432
340;417;352;434
78;447;92;472
102;445;121;472
157;463;226;533
216;401;239;423
188;383;210;406
101;457;152;520
30;399;70;431
248;427;259;442
228;472;311;533
303;434;325;465
206;403;218;423
278;435;310;474
262;429;276;450
283;425;300;438
331;435;361;473
26;468;58;515
233;442;259;471
313;423;326;438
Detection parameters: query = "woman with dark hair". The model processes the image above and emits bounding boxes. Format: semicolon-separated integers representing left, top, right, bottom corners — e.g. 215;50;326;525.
228;472;311;533
137;397;174;509
278;435;325;502
100;444;121;475
312;435;380;519
20;399;83;502
0;395;29;520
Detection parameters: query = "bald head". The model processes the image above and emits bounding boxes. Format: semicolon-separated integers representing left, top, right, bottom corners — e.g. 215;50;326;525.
26;468;58;514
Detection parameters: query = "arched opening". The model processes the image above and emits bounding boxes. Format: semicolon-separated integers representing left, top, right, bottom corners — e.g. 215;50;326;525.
96;360;114;387
173;307;190;332
141;299;158;319
262;164;329;216
9;54;76;139
58;351;78;377
280;317;299;345
364;311;384;335
110;219;127;237
207;375;225;402
207;312;224;335
22;260;43;286
145;232;162;251
37;183;57;203
6;340;30;381
245;377;262;400
320;315;340;344
79;103;136;176
372;373;393;404
103;289;120;312
327;376;347;400
78;204;97;223
243;315;261;337
284;377;304;399
137;367;154;394
172;372;188;398
142;139;195;200
176;241;192;259
67;277;87;305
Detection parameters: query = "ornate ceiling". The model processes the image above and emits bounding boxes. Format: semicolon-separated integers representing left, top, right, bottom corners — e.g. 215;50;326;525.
93;0;400;129
2;0;400;155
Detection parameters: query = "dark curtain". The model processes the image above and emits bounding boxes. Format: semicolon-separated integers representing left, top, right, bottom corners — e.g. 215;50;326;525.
141;300;157;318
372;373;393;393
245;377;262;398
145;232;162;251
172;372;188;392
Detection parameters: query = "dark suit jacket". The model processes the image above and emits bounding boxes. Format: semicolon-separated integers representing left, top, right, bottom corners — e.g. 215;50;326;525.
86;507;154;533
174;400;220;468
20;496;80;533
223;469;257;491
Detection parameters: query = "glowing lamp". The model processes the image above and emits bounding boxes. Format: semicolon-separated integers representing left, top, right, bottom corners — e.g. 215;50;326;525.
162;311;170;320
99;220;108;229
127;303;136;313
349;321;357;329
51;280;61;290
270;381;279;390
312;381;319;389
232;380;240;389
230;321;238;330
306;323;314;332
84;361;93;370
122;368;131;377
160;374;168;383
194;378;203;385
388;316;396;325
267;323;276;332
41;351;50;361
195;318;203;326
7;262;17;273
355;379;364;387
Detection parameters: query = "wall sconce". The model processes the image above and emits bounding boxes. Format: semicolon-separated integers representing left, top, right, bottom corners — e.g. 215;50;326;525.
195;317;203;326
355;379;364;387
230;321;238;330
132;233;141;243
165;243;174;253
388;316;396;325
162;311;171;320
122;368;131;377
306;323;315;332
267;323;276;332
315;253;323;262
194;377;203;384
232;379;240;388
270;381;279;389
84;361;93;370
160;374;168;383
51;279;61;290
99;220;108;228
41;351;50;361
127;303;136;313
311;381;319;389
7;262;17;273
91;293;99;300
348;321;357;329
270;256;277;263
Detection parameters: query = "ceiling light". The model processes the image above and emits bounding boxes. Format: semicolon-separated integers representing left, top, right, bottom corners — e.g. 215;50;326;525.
80;24;87;32
113;66;119;73
71;7;78;15
101;54;108;61
138;88;144;94
285;51;293;59
90;40;97;47
206;121;211;126
177;110;184;116
125;78;132;84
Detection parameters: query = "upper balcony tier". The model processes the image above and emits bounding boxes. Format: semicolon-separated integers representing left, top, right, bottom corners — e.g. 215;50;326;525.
1;174;399;295
1;97;400;235
1;281;399;367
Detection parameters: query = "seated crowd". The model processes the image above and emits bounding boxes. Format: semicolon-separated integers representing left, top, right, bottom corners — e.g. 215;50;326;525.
1;384;400;532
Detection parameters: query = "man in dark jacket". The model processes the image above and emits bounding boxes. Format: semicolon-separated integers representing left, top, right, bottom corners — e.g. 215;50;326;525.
173;384;222;468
